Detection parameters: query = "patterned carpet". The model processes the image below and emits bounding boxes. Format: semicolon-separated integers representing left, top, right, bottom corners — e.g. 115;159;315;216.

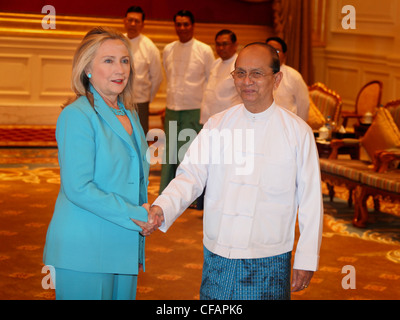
0;148;399;300
0;126;56;147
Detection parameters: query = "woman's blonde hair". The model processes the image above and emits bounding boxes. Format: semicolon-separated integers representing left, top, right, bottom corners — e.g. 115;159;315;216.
68;26;135;110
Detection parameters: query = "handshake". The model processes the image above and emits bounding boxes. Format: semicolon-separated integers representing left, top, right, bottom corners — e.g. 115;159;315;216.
132;204;164;237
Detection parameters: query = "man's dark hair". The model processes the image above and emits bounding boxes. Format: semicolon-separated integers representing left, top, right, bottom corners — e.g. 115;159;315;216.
244;42;280;74
265;36;287;53
125;6;145;21
215;29;237;43
173;10;195;24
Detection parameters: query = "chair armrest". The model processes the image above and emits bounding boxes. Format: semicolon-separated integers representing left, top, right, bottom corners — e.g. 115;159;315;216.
373;148;400;173
341;111;363;119
329;138;360;159
341;112;363;127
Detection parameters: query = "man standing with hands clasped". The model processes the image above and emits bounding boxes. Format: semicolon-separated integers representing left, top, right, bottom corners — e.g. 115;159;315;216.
159;10;214;194
123;6;163;134
144;43;323;300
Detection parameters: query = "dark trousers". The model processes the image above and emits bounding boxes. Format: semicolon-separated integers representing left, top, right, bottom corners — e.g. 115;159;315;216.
136;102;149;135
159;108;202;194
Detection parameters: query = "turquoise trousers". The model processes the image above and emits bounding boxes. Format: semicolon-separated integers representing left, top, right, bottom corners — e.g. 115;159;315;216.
54;268;138;300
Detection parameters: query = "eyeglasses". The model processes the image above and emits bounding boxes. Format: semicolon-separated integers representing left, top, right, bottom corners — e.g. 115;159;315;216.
231;69;273;80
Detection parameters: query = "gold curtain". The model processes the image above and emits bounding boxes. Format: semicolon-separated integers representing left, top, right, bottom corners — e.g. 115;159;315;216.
272;0;314;85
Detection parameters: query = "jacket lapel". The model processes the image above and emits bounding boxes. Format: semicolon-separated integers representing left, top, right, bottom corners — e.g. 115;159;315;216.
128;109;150;182
90;86;149;184
91;88;136;151
127;110;148;158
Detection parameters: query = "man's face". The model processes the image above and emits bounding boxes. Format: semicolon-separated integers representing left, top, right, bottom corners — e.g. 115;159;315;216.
215;34;238;61
175;16;194;43
233;45;282;111
124;12;144;39
266;40;285;66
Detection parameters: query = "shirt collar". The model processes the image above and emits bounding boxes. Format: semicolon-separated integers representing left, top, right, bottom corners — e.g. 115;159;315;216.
222;53;238;64
242;101;277;121
127;33;142;42
179;37;195;46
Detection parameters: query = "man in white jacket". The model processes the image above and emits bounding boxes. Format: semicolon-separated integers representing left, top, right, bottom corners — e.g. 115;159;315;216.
124;6;163;134
266;37;310;121
159;10;214;194
146;42;323;300
200;29;242;125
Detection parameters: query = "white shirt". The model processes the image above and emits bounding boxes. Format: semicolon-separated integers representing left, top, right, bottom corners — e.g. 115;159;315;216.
200;54;242;124
163;38;215;111
273;64;310;121
155;102;323;271
127;34;163;103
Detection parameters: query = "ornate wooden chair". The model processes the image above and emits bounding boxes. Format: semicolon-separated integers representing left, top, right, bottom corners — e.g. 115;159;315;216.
373;99;400;173
308;82;342;126
384;99;400;130
341;80;383;129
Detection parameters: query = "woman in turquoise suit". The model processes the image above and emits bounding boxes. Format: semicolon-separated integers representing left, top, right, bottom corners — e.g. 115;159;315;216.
43;27;160;300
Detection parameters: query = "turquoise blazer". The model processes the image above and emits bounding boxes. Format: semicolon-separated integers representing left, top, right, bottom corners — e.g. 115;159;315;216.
43;86;150;275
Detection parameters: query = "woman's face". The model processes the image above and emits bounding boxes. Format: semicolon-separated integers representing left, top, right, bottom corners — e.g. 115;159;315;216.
87;39;131;102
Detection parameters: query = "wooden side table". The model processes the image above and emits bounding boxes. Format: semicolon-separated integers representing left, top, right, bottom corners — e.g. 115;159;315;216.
316;139;360;159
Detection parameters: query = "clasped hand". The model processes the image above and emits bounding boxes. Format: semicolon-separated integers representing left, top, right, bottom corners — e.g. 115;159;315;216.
131;204;164;237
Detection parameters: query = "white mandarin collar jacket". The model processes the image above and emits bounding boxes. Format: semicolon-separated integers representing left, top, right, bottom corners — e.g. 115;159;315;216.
155;102;323;271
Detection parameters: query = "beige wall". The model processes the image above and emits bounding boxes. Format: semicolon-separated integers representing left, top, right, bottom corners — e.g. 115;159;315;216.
4;3;398;127
0;12;273;126
313;0;400;124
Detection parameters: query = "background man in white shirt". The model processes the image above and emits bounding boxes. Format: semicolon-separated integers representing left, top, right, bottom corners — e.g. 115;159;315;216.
124;6;163;134
144;43;323;300
200;29;241;124
196;29;242;210
159;10;214;193
266;37;310;121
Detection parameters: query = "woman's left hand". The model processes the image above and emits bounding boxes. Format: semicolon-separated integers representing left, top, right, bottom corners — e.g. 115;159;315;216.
131;203;159;236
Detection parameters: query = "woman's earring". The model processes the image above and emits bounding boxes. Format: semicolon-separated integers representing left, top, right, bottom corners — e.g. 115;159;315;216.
87;73;92;79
